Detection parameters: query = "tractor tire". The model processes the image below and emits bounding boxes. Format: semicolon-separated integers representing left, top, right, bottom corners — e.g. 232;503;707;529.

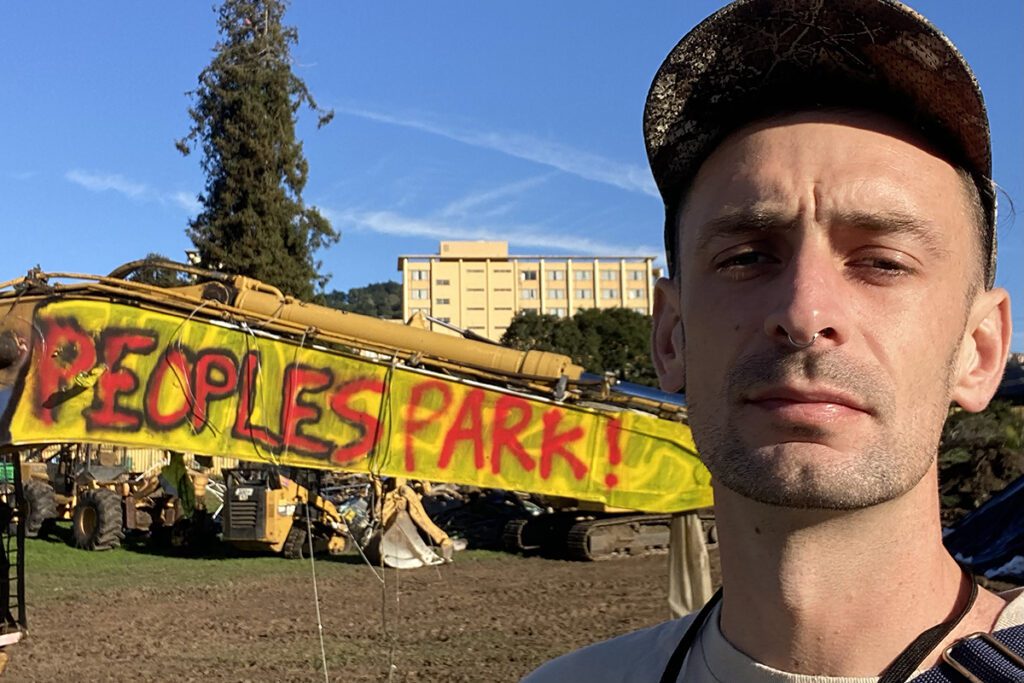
72;489;124;551
23;480;57;538
281;524;308;559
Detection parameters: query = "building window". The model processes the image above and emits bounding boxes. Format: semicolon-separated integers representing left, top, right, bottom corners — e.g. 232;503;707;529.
520;270;538;281
467;287;485;292
575;288;592;299
411;270;429;281
521;289;538;300
466;268;485;273
628;270;645;281
494;287;512;292
548;270;565;281
411;289;429;300
438;317;451;323
627;289;645;300
467;307;485;311
521;307;538;314
601;288;618;300
494;268;512;273
495;306;513;311
548;289;565;299
550;307;567;317
574;270;591;281
436;279;450;286
600;270;618;281
436;298;450;305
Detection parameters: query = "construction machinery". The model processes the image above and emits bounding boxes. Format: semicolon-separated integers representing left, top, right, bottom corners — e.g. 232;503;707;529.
368;478;457;567
0;259;710;546
0;259;709;548
16;444;208;551
500;498;717;561
419;485;686;561
220;466;348;559
218;465;457;565
0;258;712;661
501;500;674;561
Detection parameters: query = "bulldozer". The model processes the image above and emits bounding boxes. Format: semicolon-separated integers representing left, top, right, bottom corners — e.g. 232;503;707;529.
18;444;207;551
220;466;348;559
220;466;456;566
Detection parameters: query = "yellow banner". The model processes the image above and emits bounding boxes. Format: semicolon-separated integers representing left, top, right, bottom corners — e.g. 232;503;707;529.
1;300;711;513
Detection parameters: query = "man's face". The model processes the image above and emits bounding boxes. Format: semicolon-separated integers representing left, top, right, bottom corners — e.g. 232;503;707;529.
662;110;980;509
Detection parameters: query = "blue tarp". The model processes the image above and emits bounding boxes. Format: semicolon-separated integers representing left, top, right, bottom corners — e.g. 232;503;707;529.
944;473;1024;583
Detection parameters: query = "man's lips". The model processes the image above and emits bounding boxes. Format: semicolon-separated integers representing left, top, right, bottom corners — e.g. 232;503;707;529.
742;386;873;422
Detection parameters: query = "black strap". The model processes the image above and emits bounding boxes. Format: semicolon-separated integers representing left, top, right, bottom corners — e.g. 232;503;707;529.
659;570;977;683
658;588;722;683
878;571;977;683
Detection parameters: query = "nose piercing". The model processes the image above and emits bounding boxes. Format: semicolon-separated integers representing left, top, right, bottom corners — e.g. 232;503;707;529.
786;332;819;349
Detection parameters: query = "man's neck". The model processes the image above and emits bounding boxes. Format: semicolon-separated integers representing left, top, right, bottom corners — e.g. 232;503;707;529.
714;466;1007;676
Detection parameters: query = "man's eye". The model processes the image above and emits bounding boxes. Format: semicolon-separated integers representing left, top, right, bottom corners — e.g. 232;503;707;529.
850;255;916;279
715;250;775;271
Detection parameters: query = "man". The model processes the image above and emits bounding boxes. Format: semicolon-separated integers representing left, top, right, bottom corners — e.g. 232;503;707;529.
525;1;1022;681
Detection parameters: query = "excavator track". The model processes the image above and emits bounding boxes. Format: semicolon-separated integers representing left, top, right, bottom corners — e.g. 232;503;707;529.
502;517;541;554
566;514;672;561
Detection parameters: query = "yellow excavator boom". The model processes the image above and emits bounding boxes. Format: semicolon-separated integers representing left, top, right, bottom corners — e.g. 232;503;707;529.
0;261;711;515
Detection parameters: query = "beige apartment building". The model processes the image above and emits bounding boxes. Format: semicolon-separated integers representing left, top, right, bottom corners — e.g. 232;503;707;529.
398;241;659;340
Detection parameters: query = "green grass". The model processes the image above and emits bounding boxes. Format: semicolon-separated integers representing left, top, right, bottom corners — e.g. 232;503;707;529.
26;538;293;608
24;523;508;602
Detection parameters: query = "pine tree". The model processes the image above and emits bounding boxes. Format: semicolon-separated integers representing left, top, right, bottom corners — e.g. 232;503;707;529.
177;0;337;300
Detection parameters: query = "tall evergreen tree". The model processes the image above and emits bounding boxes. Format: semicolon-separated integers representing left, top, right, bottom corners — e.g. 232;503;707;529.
177;0;337;300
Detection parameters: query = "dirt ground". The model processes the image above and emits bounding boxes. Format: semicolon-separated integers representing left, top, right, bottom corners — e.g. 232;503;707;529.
6;543;720;682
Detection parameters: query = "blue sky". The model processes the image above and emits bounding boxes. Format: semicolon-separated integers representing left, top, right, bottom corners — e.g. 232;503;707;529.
2;2;1021;349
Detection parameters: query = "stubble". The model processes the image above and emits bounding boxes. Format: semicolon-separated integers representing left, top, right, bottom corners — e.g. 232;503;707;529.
686;348;955;510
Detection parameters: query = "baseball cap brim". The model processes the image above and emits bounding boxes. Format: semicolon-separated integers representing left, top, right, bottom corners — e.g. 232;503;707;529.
645;0;996;285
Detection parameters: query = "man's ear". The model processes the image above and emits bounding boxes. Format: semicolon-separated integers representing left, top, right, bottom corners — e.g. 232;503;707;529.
652;278;686;393
950;287;1012;412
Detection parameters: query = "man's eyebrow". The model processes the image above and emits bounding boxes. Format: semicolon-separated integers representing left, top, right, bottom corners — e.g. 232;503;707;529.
692;207;951;257
829;209;951;257
693;208;796;252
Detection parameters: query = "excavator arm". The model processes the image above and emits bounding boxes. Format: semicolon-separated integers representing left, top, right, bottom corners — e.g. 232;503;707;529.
0;261;711;516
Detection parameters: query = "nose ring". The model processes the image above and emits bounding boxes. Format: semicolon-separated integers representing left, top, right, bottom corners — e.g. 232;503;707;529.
786;332;819;349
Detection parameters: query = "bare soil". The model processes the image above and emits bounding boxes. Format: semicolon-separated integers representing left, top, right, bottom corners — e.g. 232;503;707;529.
6;545;720;682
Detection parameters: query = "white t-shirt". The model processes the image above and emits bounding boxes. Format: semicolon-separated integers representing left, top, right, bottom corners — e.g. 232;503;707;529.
523;589;1024;683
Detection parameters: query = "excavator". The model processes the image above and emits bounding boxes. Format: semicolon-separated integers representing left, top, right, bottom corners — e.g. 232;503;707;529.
0;259;713;667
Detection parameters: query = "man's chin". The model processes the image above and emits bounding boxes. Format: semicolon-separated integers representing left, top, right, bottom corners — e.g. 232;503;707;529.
706;444;909;511
733;438;863;467
713;475;897;510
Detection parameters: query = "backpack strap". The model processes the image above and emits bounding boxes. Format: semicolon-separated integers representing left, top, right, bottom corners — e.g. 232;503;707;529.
658;588;722;683
911;624;1024;682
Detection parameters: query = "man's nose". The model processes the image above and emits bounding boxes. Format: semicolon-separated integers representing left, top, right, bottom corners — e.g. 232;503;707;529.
762;242;848;349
